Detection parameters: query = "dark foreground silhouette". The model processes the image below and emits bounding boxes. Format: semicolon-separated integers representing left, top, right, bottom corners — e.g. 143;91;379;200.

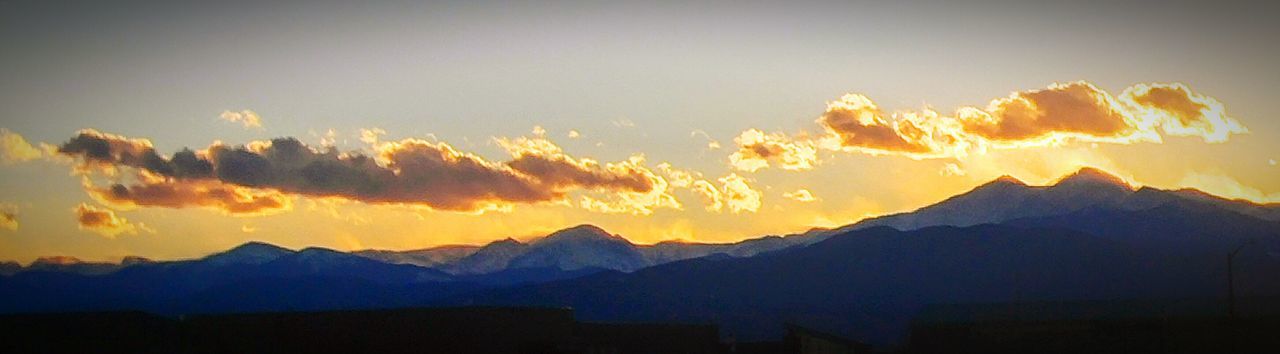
0;307;726;354
3;306;1279;354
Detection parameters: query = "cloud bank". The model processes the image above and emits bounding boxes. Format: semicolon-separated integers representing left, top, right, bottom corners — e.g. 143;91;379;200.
734;81;1246;170
56;130;685;215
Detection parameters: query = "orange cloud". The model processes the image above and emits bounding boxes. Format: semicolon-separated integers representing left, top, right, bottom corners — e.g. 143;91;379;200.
85;178;292;216
818;94;944;155
369;138;557;211
737;81;1245;167
960;81;1147;144
74;203;148;238
57;130;686;215
498;137;655;194
729;129;817;172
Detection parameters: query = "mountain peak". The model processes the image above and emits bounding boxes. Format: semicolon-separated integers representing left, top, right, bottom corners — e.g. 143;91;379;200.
1053;167;1132;190
489;238;524;247
205;241;293;265
538;224;620;244
121;256;153;266
992;175;1027;185
31;256;82;266
966;175;1029;194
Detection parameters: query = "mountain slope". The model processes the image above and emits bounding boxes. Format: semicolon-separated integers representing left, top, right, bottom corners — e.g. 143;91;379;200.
508;225;649;272
0;243;457;315
450;204;1280;348
354;245;481;268
853;167;1279;232
441;238;529;275
441;225;651;274
451;225;1151;347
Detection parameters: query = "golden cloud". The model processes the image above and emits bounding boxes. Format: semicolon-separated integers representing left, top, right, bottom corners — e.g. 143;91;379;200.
1;129;43;164
783;189;817;202
718;173;761;213
656;163;763;213
74;203;147;238
219;110;263;129
729;129;817;172
1119;83;1246;143
734;81;1246;168
689;180;725;211
818;94;944;155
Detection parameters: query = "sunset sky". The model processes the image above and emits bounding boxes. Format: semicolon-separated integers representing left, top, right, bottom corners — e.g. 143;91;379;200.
2;1;1278;263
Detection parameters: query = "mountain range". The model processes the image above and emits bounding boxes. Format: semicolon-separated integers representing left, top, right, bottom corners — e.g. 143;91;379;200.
3;167;1278;349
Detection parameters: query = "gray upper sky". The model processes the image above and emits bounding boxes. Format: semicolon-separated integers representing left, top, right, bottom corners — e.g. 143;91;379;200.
2;0;1279;262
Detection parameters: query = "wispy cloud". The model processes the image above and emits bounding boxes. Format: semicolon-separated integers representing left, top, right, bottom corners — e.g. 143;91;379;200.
690;130;722;150
0;203;18;231
611;118;636;128
656;163;763;213
783;189;817;202
1178;171;1280;203
219;110;263;129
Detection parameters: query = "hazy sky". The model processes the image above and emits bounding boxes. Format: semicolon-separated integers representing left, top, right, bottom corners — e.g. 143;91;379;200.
2;0;1279;263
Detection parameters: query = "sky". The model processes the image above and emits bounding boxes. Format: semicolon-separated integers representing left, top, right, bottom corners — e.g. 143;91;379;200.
2;0;1279;264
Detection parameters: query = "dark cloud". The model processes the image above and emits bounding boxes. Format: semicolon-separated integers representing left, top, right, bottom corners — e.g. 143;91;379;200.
58;132;669;213
507;154;652;193
57;130;173;174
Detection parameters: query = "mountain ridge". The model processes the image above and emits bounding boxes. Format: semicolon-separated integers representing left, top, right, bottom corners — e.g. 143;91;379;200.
4;166;1279;349
10;167;1275;276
